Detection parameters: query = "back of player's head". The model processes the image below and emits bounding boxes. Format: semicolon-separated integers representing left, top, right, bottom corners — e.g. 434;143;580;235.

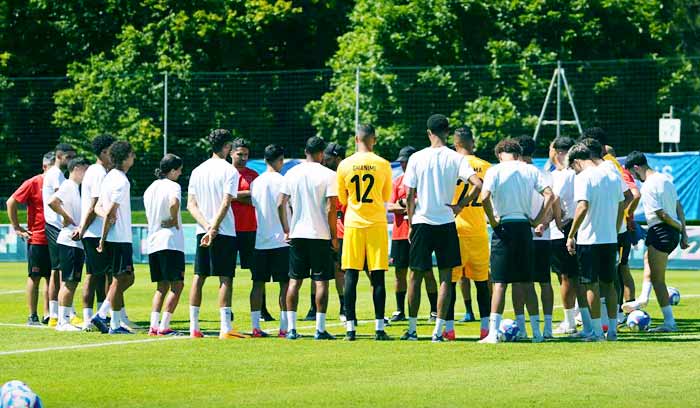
232;137;251;151
581;127;607;146
109;140;133;167
453;127;473;144
396;146;417;162
42;151;55;167
566;143;592;166
305;136;327;155
579;137;604;159
516;135;536;157
324;142;346;159
67;157;90;172
55;143;76;154
494;139;522;157
624;150;648;169
552;136;575;152
208;129;233;153
264;144;285;163
155;153;183;179
92;134;116;156
356;124;376;143
427;114;449;138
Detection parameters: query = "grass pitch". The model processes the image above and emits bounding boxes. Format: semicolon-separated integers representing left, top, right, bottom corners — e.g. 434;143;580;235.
1;263;700;407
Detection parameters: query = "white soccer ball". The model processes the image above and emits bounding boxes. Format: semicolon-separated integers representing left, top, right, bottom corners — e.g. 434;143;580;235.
0;381;42;408
626;310;651;332
667;287;681;306
498;319;519;342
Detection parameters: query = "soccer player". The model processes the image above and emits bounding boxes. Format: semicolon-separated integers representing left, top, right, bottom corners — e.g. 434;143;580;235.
622;151;688;332
250;144;291;337
337;124;393;341
49;157;90;331
7;152;55;325
187;129;244;339
401;114;482;342
566;143;624;341
42;143;76;326
144;154;185;336
77;134;115;331
446;127;492;340
278;136;338;340
92;141;136;335
478;139;553;344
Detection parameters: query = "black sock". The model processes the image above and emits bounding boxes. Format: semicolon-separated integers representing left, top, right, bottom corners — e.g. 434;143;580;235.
447;282;456;321
464;299;474;317
428;291;437;314
261;291;269;315
396;291;406;313
475;281;491;320
370;271;386;321
344;270;359;325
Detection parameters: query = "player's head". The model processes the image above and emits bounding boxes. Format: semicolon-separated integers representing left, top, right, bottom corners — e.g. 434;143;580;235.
109;140;135;172
67;157;90;183
42;151;55;173
427;114;449;141
453;126;474;153
551;136;575;168
581;127;607;147
92;134;117;166
264;144;285;172
566;143;593;174
231;137;251;168
323;142;346;171
579;137;605;160
494;138;522;162
516;135;536;160
305;136;327;163
55;143;76;169
355;123;377;150
624;150;649;181
396;145;416;172
155;153;183;181
208;129;233;158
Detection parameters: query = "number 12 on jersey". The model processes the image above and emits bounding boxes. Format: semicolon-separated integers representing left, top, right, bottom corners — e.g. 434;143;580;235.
350;174;375;203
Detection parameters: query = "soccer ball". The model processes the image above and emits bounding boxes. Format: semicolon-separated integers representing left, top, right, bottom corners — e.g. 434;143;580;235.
668;287;681;306
626;310;651;332
0;381;42;408
498;319;519;342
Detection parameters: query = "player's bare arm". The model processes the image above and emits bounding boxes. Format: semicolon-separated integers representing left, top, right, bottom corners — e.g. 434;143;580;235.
48;196;75;228
6;196;31;240
277;193;291;241
200;193;234;247
566;200;589;255
186;194;210;232
97;202;119;253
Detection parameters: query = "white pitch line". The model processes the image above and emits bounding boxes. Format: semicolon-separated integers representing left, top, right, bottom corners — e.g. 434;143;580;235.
0;290;24;295
0;336;189;356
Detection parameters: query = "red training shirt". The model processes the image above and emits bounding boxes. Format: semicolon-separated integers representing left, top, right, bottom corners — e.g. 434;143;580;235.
11;175;47;245
337;204;346;239
390;174;410;241
232;166;258;232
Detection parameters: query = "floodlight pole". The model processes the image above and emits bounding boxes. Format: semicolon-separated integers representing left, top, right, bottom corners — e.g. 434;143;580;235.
533;61;583;141
355;67;360;134
556;60;562;138
163;72;168;156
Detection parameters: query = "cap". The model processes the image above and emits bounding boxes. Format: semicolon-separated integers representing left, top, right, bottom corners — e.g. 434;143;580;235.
324;142;347;158
396;146;417;162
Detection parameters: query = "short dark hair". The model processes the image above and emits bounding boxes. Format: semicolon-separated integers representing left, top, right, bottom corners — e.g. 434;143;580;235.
567;143;593;166
552;136;575;152
427;114;449;138
208;129;232;153
67;157;90;172
232;137;251;150
264;144;285;163
494;139;522;157
155;153;183;179
109;141;133;168
624;151;648;169
453;127;473;143
579;137;604;159
92;134;117;156
43;151;55;166
357;124;375;142
55;143;75;153
305;136;327;155
516;135;536;157
581;127;606;146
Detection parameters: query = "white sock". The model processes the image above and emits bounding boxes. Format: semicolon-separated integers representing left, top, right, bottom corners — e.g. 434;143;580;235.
83;308;93;324
150;311;160;329
280;311;288;332
580;307;593;334
564;308;575;328
122;307;129;319
445;320;455;332
287;311;297;330
97;300;111;319
110;309;121;330
639;281;652;303
69;306;76;317
58;306;68;325
159;312;172;331
346;320;356;332
97;302;103;312
516;314;527;336
49;301;59;319
591;318;603;337
220;307;232;334
488;313;502;338
375;318;385;331
661;305;675;326
433;318;445;336
251;311;261;330
544;315;553;333
189;306;200;333
316;313;326;332
480;317;489;330
530;315;542;338
408;317;417;333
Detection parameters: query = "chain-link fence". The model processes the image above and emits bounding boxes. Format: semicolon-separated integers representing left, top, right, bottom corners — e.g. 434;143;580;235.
1;57;699;198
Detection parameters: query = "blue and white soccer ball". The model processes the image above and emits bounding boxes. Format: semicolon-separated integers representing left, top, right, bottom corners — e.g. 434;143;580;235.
668;287;681;306
498;319;520;342
0;381;42;408
626;310;651;332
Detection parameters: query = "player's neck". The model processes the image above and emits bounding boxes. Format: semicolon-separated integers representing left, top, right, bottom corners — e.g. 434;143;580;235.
644;168;655;180
266;164;278;173
356;144;372;153
521;156;533;164
211;152;226;160
581;160;596;170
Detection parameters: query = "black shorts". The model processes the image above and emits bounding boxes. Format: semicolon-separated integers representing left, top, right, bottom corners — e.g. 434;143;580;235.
490;221;533;283
149;250;185;282
195;234;236;278
289;238;334;281
252;247;290;283
577;243;617;284
391;239;410;269
82;237;112;277
532;240;552;283
617;231;631;266
645;223;680;254
45;223;61;270
550;239;578;277
409;223;461;271
27;244;51;278
58;244;84;283
105;242;134;277
233;231;256;270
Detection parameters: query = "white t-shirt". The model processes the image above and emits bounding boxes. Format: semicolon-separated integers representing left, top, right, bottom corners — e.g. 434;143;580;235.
402;146;476;225
600;160;629;234
482;160;546;221
53;179;83;249
81;163;107;239
529;165;552;241
187;157;239;237
250;171;290;249
549;168;576;240
98;169;132;243
143;178;184;254
573;166;624;245
42;166;65;229
280;162;337;240
641;172;679;228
